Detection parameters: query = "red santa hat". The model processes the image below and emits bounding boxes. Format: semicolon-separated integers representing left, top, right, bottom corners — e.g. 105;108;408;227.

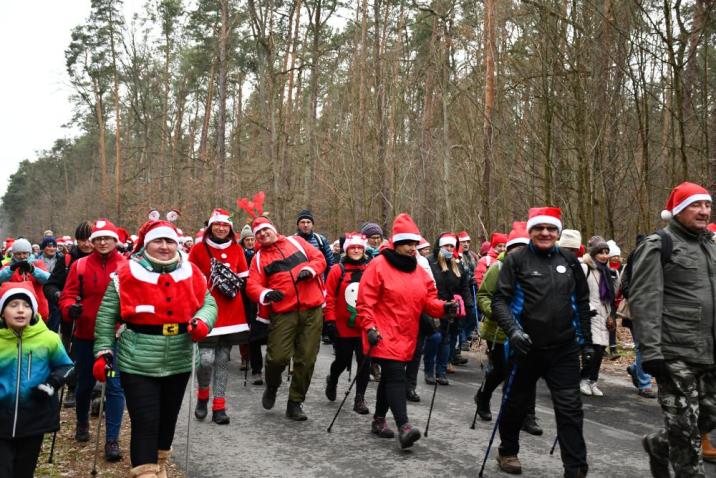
89;219;120;242
458;231;471;242
0;281;38;316
479;241;491;255
61;235;73;245
506;222;529;249
416;237;430;251
438;233;458;248
526;207;562;232
133;220;179;252
490;232;508;248
252;216;277;235
660;182;712;221
208;208;233;228
391;213;421;244
343;232;367;252
708;223;716;233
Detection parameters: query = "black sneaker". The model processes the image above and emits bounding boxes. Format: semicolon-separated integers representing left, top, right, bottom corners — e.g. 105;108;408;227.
104;440;122;462
286;400;307;421
406;388;421;402
521;414;543;436
398;423;422;449
475;390;492;421
75;421;90;442
252;374;264;386
325;375;337;402
262;386;278;410
371;417;395;438
642;433;671;478
212;409;230;425
194;399;208;420
353;396;369;415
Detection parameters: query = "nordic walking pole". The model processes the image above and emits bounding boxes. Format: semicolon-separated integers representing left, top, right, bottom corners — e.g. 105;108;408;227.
244;359;249;387
550;435;559;455
424;374;440;437
91;371;113;476
48;385;65;463
470;383;483;430
186;342;197;475
327;346;373;433
478;363;519;478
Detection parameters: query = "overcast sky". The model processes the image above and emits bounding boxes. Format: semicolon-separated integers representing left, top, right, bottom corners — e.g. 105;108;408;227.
0;1;141;197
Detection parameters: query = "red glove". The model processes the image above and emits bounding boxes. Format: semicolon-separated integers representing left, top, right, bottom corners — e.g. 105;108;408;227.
187;319;209;342
92;354;113;383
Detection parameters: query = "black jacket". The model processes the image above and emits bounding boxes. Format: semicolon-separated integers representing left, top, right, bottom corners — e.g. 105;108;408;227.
492;244;591;349
428;256;473;313
43;246;89;303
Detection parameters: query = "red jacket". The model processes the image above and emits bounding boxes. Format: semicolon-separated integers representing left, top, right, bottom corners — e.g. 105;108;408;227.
357;254;445;361
474;248;499;287
246;235;326;314
324;261;367;338
59;250;126;340
189;238;249;335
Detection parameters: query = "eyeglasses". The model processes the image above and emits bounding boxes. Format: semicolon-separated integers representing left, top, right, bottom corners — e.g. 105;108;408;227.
532;226;559;233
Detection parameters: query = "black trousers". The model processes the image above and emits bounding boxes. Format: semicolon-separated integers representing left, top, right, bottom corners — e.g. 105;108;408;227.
405;332;426;390
0;434;44;478
121;371;190;466
498;342;587;474
249;342;264;375
483;341;536;416
580;344;605;382
374;358;409;428
329;337;370;397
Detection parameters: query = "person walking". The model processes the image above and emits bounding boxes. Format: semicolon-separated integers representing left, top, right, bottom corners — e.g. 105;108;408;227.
0;238;51;320
631;182;716;476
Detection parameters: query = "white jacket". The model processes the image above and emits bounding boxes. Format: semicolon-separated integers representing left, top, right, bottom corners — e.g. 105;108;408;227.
581;254;614;347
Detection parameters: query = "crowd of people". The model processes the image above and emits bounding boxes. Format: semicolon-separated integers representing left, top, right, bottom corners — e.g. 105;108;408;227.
0;182;715;478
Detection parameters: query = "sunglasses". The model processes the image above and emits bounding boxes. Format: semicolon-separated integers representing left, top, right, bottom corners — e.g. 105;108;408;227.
532;226;559;233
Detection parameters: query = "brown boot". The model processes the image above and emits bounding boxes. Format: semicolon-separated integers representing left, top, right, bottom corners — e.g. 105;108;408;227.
703;433;716;463
130;463;161;478
496;454;522;474
157;449;171;478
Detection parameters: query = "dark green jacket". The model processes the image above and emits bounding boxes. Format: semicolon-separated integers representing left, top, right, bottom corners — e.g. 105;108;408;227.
477;254;507;344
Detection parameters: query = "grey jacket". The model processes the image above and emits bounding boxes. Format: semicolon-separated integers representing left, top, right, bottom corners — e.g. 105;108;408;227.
630;220;716;364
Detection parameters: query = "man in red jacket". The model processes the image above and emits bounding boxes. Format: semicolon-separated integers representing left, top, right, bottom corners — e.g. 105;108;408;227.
246;216;327;421
59;219;127;462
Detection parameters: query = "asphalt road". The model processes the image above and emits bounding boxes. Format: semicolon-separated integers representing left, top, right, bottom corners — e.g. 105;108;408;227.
172;345;716;478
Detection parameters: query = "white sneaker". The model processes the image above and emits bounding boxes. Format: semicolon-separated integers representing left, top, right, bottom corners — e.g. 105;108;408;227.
589;382;604;397
579;380;592;396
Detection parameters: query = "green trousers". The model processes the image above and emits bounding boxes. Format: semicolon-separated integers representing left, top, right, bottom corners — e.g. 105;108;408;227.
265;306;323;402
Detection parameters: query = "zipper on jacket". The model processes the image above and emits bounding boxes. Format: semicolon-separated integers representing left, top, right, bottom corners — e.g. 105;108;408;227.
27;351;32;380
13;337;22;438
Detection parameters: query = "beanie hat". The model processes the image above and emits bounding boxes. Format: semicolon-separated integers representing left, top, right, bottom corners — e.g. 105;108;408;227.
417;237;430;251
240;224;254;242
588;236;609;257
12;239;32;254
208;208;233;228
458;231;471;242
506;222;529;249
527;207;562;232
390;213;421;244
490;232;508;248
559;229;582;250
361;222;384;238
479;241;491;255
343;232;367;252
0;282;37;317
296;209;314;224
607;240;621;258
660;182;712;220
252;216;277;235
133;220;179;252
89;219;120;242
75;221;93;240
40;237;57;250
438;233;458;248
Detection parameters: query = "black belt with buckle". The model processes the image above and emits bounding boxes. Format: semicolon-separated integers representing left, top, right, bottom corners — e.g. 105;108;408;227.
125;322;188;336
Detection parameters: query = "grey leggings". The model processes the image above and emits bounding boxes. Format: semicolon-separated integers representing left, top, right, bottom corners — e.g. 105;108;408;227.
197;343;232;398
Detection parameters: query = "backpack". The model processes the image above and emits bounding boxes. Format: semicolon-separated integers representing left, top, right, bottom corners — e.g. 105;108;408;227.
620;229;672;300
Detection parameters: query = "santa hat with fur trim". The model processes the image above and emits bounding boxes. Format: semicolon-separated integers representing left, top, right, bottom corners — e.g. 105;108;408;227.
133;220;179;252
343;232;367;252
490;232;508;248
438;233;458;248
506;222;529;249
0;281;38;317
458;231;471;242
391;213;421;244
208;208;233;228
417;237;430;251
660;182;712;220
89;219;120;242
526;207;562;232
252;216;277;236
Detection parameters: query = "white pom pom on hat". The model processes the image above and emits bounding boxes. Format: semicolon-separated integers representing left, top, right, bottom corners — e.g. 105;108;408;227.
660;182;711;221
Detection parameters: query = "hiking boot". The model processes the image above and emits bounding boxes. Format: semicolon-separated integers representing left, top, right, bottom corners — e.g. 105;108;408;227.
325;375;337;402
398;423;422;449
262;386;278;410
475;389;492;421
521;414;543;436
371;417;395;438
406;388;421;402
75;421;90;442
104;440;122;462
642;433;670;478
638;387;657;399
353;396;369;415
436;376;449;386
212;409;230;425
63;390;76;408
157;449;171;478
497;454;522;474
579;380;593;396
424;374;436;385
194;399;208;420
286;400;307;421
130;463;160;478
702;432;716;463
252;373;264;385
564;467;588;478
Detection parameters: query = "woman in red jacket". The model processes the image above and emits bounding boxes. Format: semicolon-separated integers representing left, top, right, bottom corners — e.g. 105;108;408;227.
357;214;454;449
188;209;249;425
324;233;370;414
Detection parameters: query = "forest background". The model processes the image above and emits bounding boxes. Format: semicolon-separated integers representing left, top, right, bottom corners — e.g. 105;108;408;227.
1;0;714;250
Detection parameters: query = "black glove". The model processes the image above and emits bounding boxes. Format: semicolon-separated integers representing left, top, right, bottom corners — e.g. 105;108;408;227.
296;270;313;282
509;328;532;356
444;301;459;318
642;359;669;380
9;261;22;271
264;290;284;303
367;328;381;346
69;303;83;319
324;321;337;342
33;377;61;399
18;261;34;274
582;345;595;369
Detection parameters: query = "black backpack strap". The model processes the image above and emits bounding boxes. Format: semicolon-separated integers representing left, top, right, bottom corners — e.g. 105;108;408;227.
654;229;673;265
334;263;346;298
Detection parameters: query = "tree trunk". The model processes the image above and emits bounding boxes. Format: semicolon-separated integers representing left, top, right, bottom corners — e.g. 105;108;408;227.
214;0;230;205
483;0;496;229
